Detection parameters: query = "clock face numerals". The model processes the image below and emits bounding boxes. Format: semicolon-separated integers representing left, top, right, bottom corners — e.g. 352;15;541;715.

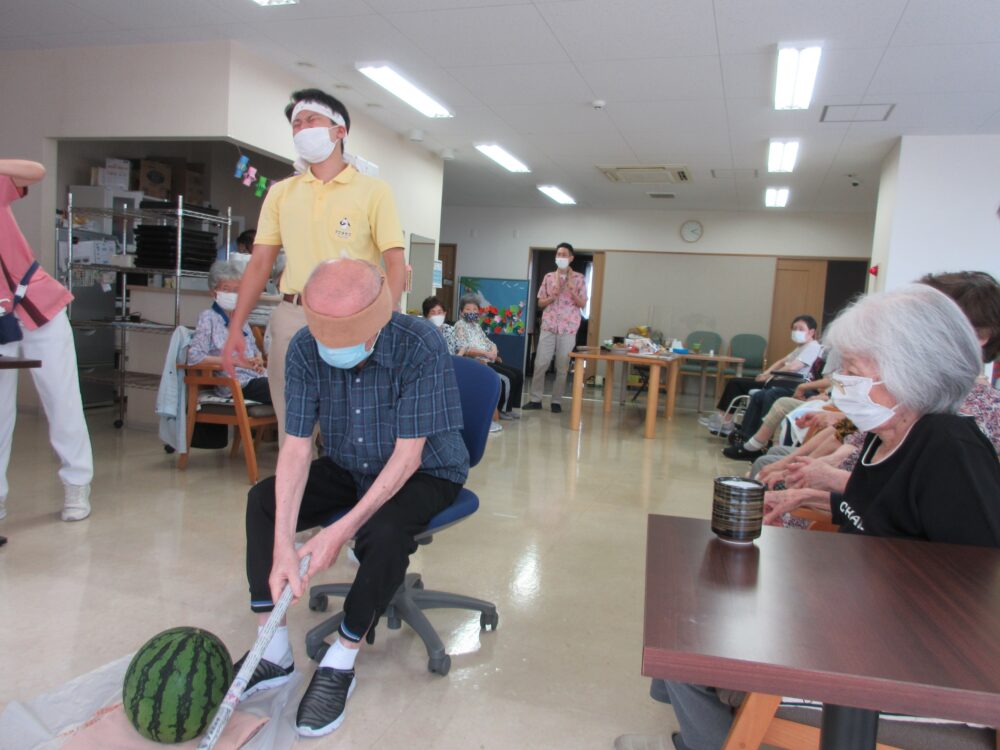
681;220;703;242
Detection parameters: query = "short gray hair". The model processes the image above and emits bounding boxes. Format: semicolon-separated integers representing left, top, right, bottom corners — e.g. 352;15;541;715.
208;260;243;291
824;284;982;414
458;293;481;311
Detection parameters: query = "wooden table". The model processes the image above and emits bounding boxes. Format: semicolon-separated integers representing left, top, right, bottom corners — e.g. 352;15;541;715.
0;357;42;369
0;357;41;548
643;515;1000;749
568;349;680;439
676;352;745;412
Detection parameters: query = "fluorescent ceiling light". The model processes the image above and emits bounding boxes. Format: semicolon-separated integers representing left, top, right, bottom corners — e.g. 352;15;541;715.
767;139;800;173
475;144;530;173
251;0;299;5
537;185;576;205
356;65;452;118
774;46;822;110
765;187;790;208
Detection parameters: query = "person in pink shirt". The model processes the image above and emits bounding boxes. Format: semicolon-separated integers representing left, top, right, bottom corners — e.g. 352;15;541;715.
0;159;93;524
524;242;588;413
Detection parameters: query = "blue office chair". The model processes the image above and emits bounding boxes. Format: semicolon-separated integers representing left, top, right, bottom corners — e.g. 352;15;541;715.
304;355;501;676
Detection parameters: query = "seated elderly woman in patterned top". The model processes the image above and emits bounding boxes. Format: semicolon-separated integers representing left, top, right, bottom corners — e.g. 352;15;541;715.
188;260;271;405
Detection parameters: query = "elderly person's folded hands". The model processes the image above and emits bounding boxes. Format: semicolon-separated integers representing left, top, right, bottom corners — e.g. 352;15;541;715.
782;455;851;494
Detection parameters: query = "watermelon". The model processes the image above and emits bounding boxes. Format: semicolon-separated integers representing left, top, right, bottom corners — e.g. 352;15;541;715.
122;626;233;743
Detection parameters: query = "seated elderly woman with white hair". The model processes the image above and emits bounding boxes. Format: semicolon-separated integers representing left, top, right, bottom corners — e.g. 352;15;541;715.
651;284;1000;750
188;259;272;405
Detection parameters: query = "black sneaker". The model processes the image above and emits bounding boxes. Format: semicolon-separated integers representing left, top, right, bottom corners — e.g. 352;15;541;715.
233;653;294;700
522;401;543;410
550;403;562;413
722;444;764;461
296;667;356;737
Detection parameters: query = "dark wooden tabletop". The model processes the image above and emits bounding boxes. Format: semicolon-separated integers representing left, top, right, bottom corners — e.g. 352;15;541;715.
0;357;41;370
643;514;1000;726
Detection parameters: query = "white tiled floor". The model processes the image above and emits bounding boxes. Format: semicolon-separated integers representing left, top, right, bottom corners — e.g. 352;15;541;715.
1;392;738;748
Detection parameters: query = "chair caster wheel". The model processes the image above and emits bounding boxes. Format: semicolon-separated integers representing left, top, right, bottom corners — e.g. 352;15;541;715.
387;617;401;630
309;594;328;612
480;611;499;630
428;654;451;676
163;444;175;454
114;420;124;428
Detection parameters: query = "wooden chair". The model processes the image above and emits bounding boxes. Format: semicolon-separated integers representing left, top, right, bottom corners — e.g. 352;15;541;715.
176;364;277;484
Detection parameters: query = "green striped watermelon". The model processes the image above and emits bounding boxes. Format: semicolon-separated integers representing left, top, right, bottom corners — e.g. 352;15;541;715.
122;626;233;743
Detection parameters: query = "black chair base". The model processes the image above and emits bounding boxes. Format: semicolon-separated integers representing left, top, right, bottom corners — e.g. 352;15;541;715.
305;572;499;677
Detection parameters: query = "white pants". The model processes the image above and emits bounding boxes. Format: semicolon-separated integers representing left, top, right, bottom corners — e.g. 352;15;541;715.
529;329;577;403
0;309;94;499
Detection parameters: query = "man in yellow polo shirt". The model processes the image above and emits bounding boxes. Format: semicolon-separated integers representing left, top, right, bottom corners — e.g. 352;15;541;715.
221;89;405;439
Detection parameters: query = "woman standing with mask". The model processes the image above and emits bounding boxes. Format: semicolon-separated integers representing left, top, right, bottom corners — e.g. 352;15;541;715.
524;242;588;413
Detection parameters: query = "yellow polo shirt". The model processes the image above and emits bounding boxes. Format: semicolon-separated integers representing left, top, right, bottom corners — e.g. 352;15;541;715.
255;165;404;294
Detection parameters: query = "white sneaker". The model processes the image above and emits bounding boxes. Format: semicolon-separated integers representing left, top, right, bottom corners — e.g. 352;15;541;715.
703;413;723;432
489;421;503;433
62;483;91;522
0;495;6;521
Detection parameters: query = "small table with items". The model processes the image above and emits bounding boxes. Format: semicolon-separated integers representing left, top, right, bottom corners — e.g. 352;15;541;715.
568;348;680;439
642;514;1000;749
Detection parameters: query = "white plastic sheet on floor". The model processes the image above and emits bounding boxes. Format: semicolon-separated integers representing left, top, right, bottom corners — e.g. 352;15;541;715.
0;654;303;750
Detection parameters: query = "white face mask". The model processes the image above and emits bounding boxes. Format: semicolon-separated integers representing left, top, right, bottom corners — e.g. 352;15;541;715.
215;291;238;310
830;373;897;432
790;329;809;344
555;257;570;270
293;127;338;164
429;314;445;327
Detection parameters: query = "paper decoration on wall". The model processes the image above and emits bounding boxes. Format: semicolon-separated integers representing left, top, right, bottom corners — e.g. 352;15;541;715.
234;156;274;200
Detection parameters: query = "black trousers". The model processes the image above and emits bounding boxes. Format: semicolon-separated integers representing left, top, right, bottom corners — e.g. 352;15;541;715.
738;385;796;438
488;361;523;413
246;457;460;641
716;376;759;412
241;376;273;405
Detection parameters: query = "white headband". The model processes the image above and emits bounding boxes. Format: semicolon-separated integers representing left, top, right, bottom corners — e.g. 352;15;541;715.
291;100;346;128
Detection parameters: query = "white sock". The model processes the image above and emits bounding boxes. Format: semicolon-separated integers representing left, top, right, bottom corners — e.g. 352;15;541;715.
319;638;360;671
744;436;764;451
260;625;293;668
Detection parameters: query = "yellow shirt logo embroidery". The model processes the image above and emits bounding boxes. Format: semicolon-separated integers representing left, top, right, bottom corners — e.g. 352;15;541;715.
336;217;352;240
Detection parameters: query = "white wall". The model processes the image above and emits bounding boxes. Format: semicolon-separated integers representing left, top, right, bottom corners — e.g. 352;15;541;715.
598;252;776;347
874;134;1000;291
442;205;874;284
868;141;901;293
408;239;437;313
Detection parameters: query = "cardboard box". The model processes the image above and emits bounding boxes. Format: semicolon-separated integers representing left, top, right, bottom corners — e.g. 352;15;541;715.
173;168;206;204
138;159;171;199
90;166;130;190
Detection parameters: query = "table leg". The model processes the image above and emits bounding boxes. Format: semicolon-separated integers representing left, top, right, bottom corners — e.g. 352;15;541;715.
698;364;708;413
645;363;661;438
570;358;586;431
665;360;679;420
819;705;878;750
603;359;615;414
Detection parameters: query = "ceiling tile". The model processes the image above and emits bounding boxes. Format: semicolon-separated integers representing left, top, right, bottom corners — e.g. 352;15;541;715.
447;63;593;105
714;0;907;55
382;5;567;67
0;1;109;37
492;102;620;135
867;43;1000;95
74;0;231;29
367;0;530;10
862;91;1000;133
537;0;719;61
610;98;729;134
891;0;1000;46
535;132;636;161
577;56;724;102
207;0;373;21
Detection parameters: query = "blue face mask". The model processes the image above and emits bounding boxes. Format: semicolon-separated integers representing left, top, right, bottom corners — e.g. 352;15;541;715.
463;312;480;323
316;333;378;369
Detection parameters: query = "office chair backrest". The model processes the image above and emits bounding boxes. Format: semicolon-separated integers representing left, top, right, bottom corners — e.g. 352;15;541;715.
450;355;501;469
729;334;767;370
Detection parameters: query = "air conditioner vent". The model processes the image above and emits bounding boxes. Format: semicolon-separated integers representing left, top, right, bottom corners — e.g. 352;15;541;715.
647;192;676;199
711;168;759;181
597;165;691;184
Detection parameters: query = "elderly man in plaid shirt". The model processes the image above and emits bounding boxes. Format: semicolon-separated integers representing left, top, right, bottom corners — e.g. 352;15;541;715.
237;258;469;738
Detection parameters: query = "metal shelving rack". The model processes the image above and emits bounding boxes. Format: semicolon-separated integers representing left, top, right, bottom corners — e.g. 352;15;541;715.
65;192;231;427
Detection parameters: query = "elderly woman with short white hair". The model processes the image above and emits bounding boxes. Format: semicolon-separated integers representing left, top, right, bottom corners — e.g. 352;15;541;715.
764;283;1000;544
656;284;1000;750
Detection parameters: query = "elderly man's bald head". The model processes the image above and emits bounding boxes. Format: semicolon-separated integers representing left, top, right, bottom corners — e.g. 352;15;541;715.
305;258;383;318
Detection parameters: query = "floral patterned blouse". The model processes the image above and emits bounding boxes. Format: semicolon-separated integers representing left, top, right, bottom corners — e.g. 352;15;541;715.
453;318;497;359
538;270;587;336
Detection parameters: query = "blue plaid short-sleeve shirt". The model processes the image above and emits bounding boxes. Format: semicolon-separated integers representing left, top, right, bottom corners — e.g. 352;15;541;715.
284;312;469;493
